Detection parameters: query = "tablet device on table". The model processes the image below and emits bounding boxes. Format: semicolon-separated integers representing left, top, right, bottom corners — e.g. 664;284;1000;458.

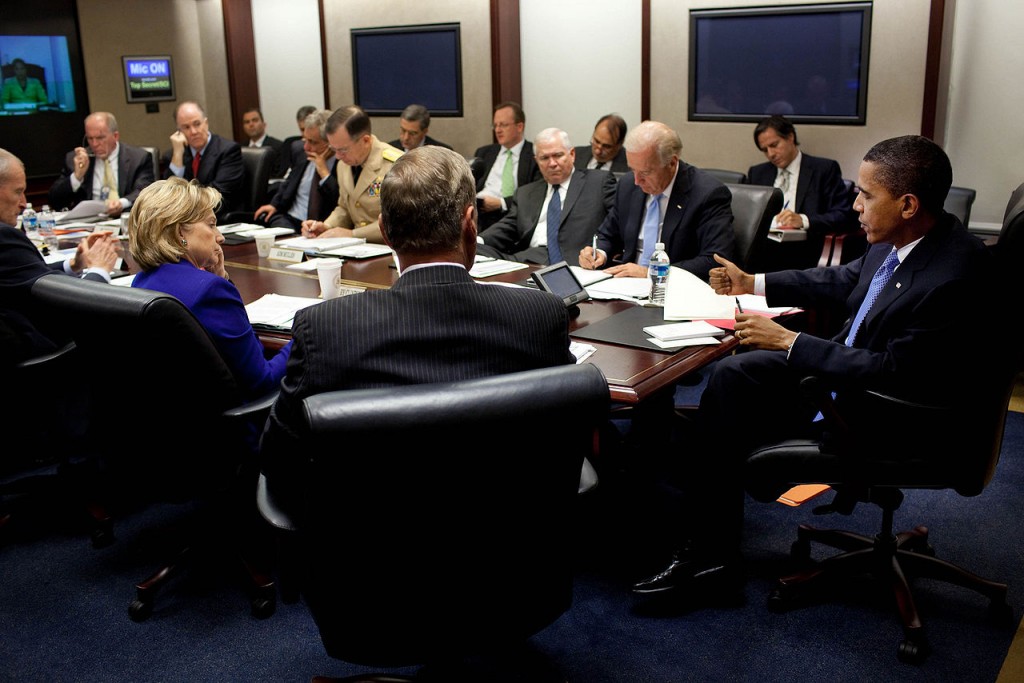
531;261;590;315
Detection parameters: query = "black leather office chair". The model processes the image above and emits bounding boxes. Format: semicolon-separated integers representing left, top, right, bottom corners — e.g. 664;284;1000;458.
258;364;609;677
724;183;782;272
30;274;278;621
139;146;159;184
467;156;487;186
944;185;977;227
704;168;747;185
223;146;275;223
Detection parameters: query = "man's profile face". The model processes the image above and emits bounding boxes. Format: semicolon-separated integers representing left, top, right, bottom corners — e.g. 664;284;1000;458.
535;137;575;187
398;119;426;151
757;127;798;170
0;165;27;227
591;122;622;164
176;104;210;152
302;126;329;156
492;107;524;148
327;126;371;167
242;111;266;141
627;145;677;196
854;160;912;247
84;117;119;160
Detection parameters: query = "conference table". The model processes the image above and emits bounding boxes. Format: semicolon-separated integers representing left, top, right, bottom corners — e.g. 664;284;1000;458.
218;240;739;405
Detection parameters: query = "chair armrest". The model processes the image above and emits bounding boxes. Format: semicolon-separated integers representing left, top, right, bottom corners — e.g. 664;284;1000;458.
15;341;77;371
223;389;279;422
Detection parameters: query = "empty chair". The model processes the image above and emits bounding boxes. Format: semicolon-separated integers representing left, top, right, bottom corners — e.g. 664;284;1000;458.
724;182;782;272
223;146;275;223
704;168;747;184
944;185;977;227
258;364;610;677
139;145;160;184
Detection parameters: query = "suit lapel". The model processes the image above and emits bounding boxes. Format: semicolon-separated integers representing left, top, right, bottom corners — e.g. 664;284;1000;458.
660;166;690;248
117;149;130;196
795;160;812;212
560;171;586;225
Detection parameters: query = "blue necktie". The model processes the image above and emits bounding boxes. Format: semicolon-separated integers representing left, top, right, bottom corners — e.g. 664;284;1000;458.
546;184;562;264
844;248;900;347
639;193;663;266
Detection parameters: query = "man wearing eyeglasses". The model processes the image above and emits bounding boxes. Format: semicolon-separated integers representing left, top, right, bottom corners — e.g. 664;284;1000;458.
478;128;614;267
579;120;735;280
472;101;541;231
302;104;402;244
574;114;629;174
49;111;155;218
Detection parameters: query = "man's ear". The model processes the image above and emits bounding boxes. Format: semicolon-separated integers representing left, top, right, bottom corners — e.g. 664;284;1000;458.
901;193;920;219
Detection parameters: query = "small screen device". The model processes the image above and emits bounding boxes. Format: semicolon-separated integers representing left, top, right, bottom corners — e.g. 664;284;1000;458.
531;261;590;316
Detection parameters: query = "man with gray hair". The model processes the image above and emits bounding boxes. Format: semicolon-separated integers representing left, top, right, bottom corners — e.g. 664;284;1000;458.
478;127;615;267
579;120;735;281
253;109;339;231
388;103;453;152
49;111;155;217
262;145;574;456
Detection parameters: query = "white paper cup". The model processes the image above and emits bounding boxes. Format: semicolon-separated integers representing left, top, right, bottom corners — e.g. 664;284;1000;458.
316;259;343;299
255;233;275;257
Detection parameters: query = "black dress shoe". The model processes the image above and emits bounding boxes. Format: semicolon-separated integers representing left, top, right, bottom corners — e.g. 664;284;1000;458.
632;548;744;600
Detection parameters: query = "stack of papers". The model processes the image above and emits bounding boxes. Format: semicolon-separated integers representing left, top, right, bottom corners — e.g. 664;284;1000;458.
586;276;651;301
767;227;808;242
642;320;726;349
569;266;613;287
321;243;393;259
469;259;529;278
570;341;597;364
276;236;366;253
663;267;735;321
245;293;323;330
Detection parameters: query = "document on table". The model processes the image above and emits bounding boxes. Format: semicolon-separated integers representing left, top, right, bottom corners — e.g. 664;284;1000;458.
767;226;808;242
276;236;366;252
585;276;650;301
55;200;108;223
663;266;735;321
642;320;727;342
570;341;597;364
469;259;529;278
245;293;323;330
320;243;393;259
569;266;613;287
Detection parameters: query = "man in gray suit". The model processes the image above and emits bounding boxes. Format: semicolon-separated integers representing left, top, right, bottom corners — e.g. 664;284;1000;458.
261;146;575;458
478;128;615;267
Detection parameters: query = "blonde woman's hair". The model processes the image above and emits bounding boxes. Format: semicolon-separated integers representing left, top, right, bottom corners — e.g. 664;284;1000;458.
128;178;221;272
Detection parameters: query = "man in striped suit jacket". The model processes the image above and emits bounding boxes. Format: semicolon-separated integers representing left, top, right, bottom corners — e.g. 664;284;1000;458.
261;146;575;461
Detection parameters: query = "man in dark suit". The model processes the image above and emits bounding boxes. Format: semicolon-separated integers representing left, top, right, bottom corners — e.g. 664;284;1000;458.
48;112;154;217
632;136;994;607
574;113;629;174
1;148;119;355
261;145;574;462
473;101;542;231
164;100;244;221
579;120;735;281
745;115;859;269
478;127;615;267
242;107;286;178
387;104;453;152
253;109;338;231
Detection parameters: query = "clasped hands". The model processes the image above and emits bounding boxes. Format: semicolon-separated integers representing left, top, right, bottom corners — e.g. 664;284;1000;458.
710;254;797;351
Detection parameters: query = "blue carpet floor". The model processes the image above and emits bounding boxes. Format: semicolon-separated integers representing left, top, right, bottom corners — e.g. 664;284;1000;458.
1;408;1022;681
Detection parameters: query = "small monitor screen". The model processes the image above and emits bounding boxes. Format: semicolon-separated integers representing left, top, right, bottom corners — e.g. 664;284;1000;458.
122;55;175;102
532;262;590;308
0;35;78;114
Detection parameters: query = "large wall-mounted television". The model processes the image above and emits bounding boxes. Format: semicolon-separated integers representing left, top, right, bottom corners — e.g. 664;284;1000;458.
689;3;872;125
1;0;89;180
351;23;463;117
122;55;175;103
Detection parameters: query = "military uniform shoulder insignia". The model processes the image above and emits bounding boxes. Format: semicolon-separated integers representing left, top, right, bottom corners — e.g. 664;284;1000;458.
381;147;403;163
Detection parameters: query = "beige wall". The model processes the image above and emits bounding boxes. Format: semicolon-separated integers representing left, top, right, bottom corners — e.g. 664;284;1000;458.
76;0;232;158
321;0;491;158
652;0;931;193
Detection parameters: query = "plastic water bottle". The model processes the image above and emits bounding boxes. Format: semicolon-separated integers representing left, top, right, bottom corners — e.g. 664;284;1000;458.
38;204;59;251
648;242;670;306
21;202;37;231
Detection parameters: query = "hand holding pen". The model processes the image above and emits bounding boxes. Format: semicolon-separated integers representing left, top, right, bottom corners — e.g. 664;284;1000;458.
774;200;803;229
579;234;605;270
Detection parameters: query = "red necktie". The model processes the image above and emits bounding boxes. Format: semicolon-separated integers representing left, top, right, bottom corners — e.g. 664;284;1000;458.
191;152;201;178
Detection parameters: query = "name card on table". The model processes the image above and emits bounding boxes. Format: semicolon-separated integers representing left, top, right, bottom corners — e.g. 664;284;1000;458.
268;247;305;263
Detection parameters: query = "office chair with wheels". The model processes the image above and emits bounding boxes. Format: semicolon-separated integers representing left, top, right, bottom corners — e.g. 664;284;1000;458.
258;364;609;678
744;345;1019;664
30;274;278;621
704;168;747;185
223;146;275;223
724;183;782;272
943;185;977;227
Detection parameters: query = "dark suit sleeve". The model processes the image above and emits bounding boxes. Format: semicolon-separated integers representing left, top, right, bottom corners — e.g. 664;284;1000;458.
479;190;526;252
209;141;245;212
803;158;857;236
48;152;89;211
674;183;735;278
594;176;630;264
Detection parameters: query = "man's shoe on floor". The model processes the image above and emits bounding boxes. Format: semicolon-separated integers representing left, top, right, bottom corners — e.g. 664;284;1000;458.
632;547;744;609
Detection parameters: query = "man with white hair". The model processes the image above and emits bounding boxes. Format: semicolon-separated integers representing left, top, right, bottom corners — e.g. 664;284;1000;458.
478;128;615;267
579;120;735;281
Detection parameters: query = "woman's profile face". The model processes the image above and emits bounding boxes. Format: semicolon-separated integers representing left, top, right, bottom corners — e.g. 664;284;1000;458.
179;210;223;271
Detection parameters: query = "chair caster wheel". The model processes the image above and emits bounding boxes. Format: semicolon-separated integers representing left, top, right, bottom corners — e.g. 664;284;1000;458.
897;638;928;664
251;595;276;619
129;598;153;622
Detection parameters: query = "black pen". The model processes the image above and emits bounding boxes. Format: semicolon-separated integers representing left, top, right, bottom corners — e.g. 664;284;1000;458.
735;297;743;314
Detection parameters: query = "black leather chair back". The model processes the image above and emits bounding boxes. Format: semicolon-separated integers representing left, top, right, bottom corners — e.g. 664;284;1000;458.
724;183;782;272
283;363;609;667
139;146;160;184
467;156;487;185
238;146;275;213
944;185;977;227
704;168;747;185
